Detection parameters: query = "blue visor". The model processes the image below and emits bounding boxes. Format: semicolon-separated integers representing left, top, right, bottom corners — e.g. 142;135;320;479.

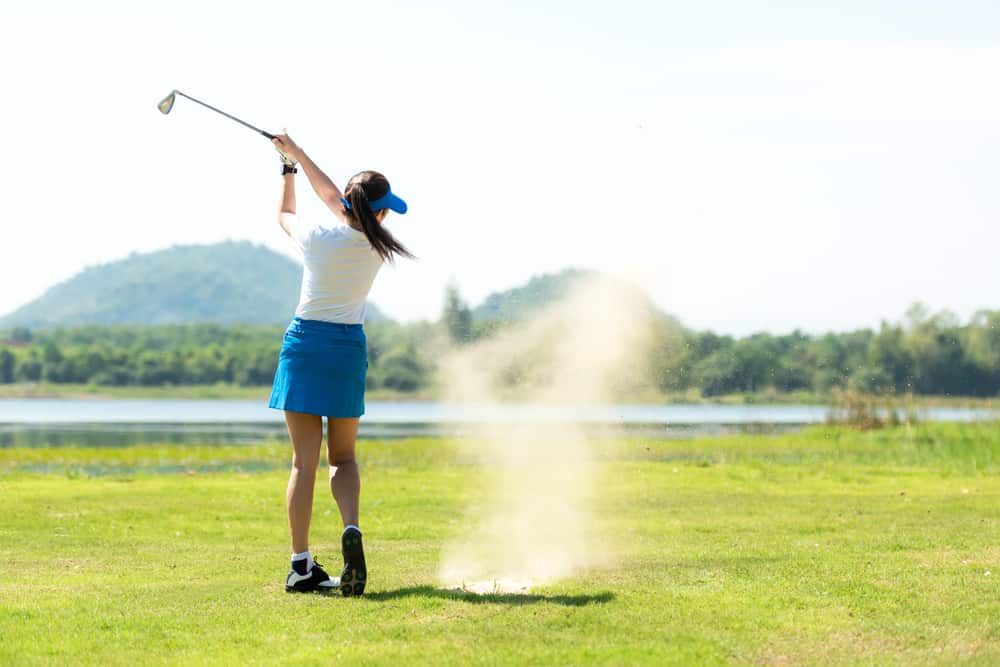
340;188;408;215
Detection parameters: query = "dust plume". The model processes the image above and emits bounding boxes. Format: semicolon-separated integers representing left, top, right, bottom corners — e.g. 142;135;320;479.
436;274;663;593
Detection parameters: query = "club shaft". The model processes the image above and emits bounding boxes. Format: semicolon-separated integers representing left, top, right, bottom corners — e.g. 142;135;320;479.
175;91;274;140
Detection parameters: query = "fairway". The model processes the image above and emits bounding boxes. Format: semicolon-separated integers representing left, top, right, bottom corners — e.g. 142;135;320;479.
2;424;998;665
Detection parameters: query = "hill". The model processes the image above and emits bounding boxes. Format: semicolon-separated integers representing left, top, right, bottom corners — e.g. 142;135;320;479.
472;269;599;322
471;268;677;325
0;241;387;328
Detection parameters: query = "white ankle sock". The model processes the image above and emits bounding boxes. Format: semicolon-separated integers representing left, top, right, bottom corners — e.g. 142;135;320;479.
343;525;361;535
291;550;312;572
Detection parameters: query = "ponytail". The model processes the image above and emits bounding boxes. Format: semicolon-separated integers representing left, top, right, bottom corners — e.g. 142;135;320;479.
345;173;414;263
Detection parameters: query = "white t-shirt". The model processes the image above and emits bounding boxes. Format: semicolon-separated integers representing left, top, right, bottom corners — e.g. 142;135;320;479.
286;214;383;324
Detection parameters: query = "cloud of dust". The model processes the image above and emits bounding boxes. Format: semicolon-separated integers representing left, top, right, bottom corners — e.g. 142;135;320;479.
436;274;663;593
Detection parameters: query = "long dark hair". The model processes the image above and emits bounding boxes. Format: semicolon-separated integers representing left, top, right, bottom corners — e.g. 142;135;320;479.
344;171;414;263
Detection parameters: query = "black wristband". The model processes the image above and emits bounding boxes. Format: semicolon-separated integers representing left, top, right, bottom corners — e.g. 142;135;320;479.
281;164;298;175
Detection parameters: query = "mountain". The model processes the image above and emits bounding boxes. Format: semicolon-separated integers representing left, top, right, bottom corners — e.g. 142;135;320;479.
472;269;599;322
0;241;388;328
470;268;676;326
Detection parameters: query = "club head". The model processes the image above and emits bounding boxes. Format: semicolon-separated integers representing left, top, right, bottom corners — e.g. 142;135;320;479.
157;91;176;115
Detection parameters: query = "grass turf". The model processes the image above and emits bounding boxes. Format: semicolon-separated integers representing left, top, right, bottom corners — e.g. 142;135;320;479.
1;423;998;665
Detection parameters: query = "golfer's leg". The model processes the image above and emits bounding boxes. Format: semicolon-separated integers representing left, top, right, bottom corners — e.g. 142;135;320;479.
285;410;323;553
327;417;361;527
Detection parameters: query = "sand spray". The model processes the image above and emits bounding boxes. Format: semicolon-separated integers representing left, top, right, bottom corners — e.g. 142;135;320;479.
435;274;663;593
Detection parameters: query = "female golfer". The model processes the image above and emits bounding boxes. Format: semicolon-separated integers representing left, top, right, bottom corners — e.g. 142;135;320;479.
268;132;412;595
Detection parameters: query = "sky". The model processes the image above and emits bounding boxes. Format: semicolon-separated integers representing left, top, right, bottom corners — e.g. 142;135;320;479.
0;0;997;336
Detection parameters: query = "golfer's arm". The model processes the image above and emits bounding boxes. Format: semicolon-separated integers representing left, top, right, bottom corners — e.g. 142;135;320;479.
278;173;296;237
297;152;348;219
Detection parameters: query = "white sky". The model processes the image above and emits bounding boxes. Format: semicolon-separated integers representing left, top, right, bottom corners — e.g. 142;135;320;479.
1;0;997;335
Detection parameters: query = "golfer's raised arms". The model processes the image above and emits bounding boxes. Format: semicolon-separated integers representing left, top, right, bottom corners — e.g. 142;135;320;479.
272;133;349;222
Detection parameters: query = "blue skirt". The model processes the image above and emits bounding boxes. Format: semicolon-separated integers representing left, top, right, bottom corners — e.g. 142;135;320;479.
268;318;368;418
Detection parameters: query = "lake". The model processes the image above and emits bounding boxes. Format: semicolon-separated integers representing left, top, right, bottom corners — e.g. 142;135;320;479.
0;399;996;447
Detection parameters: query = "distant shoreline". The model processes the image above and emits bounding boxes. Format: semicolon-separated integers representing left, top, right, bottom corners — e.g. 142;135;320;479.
0;383;993;409
0;383;435;402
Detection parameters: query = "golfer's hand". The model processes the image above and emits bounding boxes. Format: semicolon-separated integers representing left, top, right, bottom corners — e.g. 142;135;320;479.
272;132;302;166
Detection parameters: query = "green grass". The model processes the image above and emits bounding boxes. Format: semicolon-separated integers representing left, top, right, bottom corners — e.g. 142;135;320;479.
2;424;999;665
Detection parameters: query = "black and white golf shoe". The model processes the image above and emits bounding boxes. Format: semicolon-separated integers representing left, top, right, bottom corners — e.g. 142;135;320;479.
285;558;339;594
340;527;367;597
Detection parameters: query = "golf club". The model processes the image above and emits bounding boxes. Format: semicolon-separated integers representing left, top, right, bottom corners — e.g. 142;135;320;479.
157;90;275;140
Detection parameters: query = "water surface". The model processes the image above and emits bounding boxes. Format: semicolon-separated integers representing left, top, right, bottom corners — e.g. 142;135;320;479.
0;399;994;447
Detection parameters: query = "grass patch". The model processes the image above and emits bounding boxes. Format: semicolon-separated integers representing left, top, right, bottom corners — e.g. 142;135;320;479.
1;425;998;665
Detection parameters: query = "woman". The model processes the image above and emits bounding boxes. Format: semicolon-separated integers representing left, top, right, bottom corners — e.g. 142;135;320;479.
268;132;412;595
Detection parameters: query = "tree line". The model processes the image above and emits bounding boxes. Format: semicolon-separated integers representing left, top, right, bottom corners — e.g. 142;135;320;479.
0;322;436;393
441;286;1000;398
1;298;998;398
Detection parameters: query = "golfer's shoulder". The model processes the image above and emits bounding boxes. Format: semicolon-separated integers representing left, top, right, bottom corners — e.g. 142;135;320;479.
315;223;367;243
284;212;313;235
305;224;368;255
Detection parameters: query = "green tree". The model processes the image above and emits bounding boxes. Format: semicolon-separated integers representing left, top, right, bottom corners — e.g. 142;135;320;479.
693;350;740;396
777;331;815;392
961;310;1000;396
378;347;426;392
442;283;472;345
0;349;14;383
902;307;967;395
648;319;691;392
40;342;65;382
866;322;912;393
15;349;42;382
8;327;33;343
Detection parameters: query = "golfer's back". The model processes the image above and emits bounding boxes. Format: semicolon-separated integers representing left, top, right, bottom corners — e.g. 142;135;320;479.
288;216;383;324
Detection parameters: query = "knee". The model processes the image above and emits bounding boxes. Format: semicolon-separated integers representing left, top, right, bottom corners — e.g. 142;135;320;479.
291;453;319;473
328;453;356;468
